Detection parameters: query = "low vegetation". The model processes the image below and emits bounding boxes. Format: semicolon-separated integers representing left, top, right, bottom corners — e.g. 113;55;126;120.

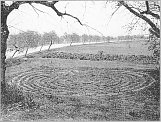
5;50;157;68
41;51;157;64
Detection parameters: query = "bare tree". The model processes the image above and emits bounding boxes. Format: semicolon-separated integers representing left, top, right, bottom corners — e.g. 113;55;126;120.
7;34;20;57
107;1;160;62
18;31;39;57
82;34;88;44
118;1;160;38
1;1;83;91
12;44;19;58
42;31;59;50
70;33;80;46
38;34;44;52
118;1;160;63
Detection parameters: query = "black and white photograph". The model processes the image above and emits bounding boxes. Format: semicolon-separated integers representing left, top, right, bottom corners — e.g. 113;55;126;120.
1;1;160;121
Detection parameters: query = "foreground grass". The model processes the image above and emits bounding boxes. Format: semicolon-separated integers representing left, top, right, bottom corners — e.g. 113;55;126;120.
2;64;160;121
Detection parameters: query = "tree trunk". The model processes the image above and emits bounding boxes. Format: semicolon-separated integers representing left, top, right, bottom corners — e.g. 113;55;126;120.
12;50;18;58
25;48;29;57
83;40;85;45
48;41;52;50
39;45;43;52
70;41;73;46
1;18;9;93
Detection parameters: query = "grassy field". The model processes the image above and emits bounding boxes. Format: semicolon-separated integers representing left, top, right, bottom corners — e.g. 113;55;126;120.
2;40;160;121
40;41;153;55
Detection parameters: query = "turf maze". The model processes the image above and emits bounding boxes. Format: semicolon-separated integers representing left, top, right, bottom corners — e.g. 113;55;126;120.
10;67;156;100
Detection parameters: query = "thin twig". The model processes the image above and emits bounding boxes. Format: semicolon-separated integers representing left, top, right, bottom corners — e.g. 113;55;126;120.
8;25;26;33
62;13;83;25
119;1;160;38
128;17;141;32
140;1;160;19
82;2;86;21
83;24;103;36
64;2;69;13
106;5;122;28
29;3;53;18
32;4;47;14
29;3;39;17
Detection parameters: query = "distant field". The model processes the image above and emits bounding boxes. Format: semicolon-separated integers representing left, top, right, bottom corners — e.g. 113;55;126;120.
53;41;152;56
6;40;153;59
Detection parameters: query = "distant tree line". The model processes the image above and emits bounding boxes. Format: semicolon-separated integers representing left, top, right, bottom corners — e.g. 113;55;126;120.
7;30;148;57
7;31;115;57
117;35;148;40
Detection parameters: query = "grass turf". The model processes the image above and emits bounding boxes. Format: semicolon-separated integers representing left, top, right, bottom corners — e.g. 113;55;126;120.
2;41;160;121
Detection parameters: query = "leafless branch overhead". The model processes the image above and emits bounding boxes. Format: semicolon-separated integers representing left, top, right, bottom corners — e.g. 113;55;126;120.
119;1;160;38
5;1;83;26
140;1;160;19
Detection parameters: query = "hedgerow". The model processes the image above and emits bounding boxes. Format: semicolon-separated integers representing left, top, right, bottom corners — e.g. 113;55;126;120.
6;51;157;68
41;51;157;64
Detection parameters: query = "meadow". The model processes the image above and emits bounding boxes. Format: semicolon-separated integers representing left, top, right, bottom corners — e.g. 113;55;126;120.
2;40;160;121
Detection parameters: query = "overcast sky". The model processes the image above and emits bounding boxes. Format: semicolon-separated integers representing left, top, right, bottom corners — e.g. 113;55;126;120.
6;1;149;37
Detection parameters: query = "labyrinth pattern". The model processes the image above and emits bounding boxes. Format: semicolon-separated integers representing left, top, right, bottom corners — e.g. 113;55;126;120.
11;67;155;98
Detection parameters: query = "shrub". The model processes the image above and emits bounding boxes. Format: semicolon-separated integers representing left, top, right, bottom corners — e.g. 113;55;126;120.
6;58;24;67
1;83;25;111
7;50;157;67
26;55;35;58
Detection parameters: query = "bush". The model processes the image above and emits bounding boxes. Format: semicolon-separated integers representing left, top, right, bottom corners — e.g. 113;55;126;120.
1;84;25;110
2;82;41;114
26;55;35;58
6;58;24;67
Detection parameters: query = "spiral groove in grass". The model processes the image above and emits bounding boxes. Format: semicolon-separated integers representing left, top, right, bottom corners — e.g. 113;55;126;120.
11;67;155;98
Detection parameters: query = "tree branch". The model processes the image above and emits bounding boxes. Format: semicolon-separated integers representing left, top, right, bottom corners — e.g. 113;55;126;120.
82;2;86;21
106;5;122;28
153;2;160;11
83;24;103;36
128;17;141;32
7;1;83;26
62;13;83;25
29;3;39;17
35;1;83;25
140;1;160;19
119;1;160;38
145;1;149;11
129;6;143;13
8;25;26;33
149;28;160;38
